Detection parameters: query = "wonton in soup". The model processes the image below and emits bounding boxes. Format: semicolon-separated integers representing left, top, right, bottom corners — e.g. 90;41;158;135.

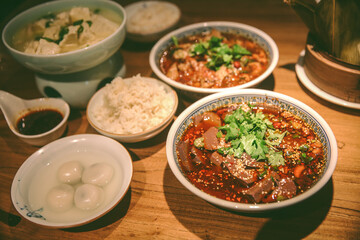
12;7;121;55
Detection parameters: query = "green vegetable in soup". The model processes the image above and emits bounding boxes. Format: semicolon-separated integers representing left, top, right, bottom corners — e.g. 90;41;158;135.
217;104;285;167
189;36;252;70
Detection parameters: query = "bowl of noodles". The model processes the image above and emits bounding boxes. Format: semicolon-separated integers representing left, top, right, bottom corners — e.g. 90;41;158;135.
2;0;126;74
166;89;337;212
150;21;279;100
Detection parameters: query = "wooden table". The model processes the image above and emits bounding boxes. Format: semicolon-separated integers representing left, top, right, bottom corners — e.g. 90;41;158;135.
1;1;359;239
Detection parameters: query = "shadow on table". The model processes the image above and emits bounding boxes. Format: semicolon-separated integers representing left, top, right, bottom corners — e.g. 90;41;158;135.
257;73;275;91
64;188;132;233
248;179;333;240
163;164;333;240
121;38;156;52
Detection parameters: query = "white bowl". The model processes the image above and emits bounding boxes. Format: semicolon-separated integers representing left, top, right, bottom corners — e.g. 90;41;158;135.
11;134;133;228
150;21;279;99
166;89;337;212
34;51;126;109
0;90;70;146
125;1;181;42
86;76;178;143
2;0;126;74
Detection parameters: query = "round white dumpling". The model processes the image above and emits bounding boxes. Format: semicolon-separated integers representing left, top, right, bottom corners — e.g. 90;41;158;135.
57;161;83;184
81;163;114;187
74;184;104;210
46;184;74;212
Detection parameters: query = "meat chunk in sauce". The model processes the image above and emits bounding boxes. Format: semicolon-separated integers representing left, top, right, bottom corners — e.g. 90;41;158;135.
239;152;265;169
177;139;194;172
243;172;280;203
203;127;221;150
223;160;257;187
209;152;260;187
191;146;206;165
268;177;297;201
210;151;224;167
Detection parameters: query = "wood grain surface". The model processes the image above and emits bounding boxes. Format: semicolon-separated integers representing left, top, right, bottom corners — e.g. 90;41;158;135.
0;1;359;239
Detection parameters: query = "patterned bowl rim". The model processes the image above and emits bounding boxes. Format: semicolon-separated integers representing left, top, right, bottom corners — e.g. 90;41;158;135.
166;89;338;212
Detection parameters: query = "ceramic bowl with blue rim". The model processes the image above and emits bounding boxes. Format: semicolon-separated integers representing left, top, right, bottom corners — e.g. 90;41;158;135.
11;134;133;228
149;21;279;100
166;89;337;212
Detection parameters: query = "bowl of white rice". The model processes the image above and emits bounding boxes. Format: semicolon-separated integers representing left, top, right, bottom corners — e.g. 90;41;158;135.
125;1;181;42
86;75;178;143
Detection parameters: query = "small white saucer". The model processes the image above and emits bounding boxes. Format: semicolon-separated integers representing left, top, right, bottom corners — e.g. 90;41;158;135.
295;50;360;110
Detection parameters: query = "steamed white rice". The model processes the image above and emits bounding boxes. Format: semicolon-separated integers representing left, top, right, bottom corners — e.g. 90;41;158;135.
126;1;180;35
93;75;174;134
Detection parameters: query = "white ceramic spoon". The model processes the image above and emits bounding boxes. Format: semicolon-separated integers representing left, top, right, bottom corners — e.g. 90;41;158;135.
0;90;70;146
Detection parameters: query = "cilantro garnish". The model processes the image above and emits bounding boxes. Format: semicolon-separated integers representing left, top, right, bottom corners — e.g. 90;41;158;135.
268;149;285;167
171;36;179;46
189;36;251;70
217;104;286;167
265;129;287;146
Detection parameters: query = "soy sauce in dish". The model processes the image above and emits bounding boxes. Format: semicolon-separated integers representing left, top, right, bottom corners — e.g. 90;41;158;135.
16;109;63;135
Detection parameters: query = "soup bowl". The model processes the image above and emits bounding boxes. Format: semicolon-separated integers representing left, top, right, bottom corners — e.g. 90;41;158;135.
2;0;126;74
11;134;133;228
166;89;337;212
150;21;279;100
125;1;181;43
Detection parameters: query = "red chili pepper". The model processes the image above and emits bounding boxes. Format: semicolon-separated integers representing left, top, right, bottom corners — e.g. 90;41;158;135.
294;165;306;178
234;61;240;68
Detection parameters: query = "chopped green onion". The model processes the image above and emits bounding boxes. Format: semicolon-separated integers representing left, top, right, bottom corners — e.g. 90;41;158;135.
45;21;52;28
73;19;84;26
171;36;179;46
277;195;285;201
194;137;204;149
259;171;267;177
77;25;84;36
299;144;309;152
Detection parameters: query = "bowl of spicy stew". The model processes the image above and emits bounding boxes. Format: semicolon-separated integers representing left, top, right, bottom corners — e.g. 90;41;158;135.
166;89;337;212
150;21;279;100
